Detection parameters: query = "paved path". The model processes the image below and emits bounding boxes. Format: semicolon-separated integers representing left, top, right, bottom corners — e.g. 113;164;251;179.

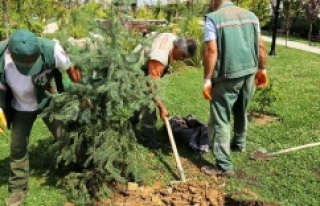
43;22;59;34
262;36;320;54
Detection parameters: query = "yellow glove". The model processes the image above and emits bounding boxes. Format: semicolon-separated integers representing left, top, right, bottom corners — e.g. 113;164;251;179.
202;79;212;101
255;69;268;88
0;108;7;135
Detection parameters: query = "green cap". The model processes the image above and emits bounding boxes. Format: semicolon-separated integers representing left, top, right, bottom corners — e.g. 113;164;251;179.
8;29;43;76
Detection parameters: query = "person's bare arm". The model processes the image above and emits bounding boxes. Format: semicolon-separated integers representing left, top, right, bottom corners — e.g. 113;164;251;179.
148;60;168;119
202;40;218;100
255;33;268;88
258;33;267;69
204;40;218;80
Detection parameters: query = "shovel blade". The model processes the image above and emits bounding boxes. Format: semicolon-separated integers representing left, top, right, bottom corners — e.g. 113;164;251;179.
250;150;273;161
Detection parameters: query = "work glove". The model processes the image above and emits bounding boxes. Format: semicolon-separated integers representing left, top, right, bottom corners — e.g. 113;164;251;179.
202;79;212;101
255;69;268;88
0;108;7;135
67;65;82;83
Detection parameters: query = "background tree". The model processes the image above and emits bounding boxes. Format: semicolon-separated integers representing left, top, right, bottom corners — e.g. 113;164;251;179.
239;0;271;27
282;0;304;46
304;0;320;45
161;3;187;23
136;5;157;19
235;0;243;5
0;0;68;36
2;0;9;38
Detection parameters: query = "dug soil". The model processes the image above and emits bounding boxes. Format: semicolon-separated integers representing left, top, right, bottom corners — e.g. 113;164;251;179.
66;145;280;206
109;156;280;206
65;157;280;206
111;179;280;206
247;111;282;125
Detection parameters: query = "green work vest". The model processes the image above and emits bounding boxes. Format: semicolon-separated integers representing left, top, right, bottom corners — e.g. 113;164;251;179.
0;37;63;111
205;2;259;82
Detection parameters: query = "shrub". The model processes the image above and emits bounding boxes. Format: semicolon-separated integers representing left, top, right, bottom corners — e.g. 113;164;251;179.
249;80;280;116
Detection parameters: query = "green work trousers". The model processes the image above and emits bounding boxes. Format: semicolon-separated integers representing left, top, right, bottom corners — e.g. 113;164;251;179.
208;74;255;171
9;110;66;193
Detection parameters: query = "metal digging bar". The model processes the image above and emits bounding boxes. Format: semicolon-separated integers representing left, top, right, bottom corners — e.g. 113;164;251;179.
250;142;320;161
163;117;186;184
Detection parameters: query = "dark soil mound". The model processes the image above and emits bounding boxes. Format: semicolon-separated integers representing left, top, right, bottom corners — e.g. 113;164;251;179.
225;196;280;206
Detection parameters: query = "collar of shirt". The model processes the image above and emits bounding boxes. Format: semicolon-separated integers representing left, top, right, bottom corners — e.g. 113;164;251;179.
4;49;16;69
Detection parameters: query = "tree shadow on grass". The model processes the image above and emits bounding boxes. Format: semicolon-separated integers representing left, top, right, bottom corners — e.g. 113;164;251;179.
148;127;213;182
0;137;69;196
0;138;70;189
0;156;10;187
0;125;211;187
28;138;73;189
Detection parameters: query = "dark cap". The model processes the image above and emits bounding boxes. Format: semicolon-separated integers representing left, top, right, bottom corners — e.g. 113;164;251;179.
8;29;43;76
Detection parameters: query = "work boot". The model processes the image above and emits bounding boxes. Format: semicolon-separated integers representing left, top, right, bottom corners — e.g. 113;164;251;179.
230;144;246;153
231;147;246;153
7;190;27;206
201;164;235;178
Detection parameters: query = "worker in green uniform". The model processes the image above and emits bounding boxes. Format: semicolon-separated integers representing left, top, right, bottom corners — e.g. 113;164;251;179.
0;29;81;206
201;0;268;177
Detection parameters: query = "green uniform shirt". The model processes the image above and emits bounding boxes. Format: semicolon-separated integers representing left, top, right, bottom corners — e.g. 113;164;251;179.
0;38;65;126
205;2;259;82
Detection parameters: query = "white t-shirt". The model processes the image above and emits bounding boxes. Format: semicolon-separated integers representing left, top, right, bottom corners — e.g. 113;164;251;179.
148;33;177;67
4;42;72;111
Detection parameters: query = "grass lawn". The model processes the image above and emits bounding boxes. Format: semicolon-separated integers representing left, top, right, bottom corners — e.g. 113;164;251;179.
0;42;319;206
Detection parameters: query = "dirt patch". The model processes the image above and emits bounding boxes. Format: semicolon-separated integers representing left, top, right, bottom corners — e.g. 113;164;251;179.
225;195;280;206
64;157;280;206
312;169;320;178
112;180;225;206
235;170;259;187
250;150;273;161
106;157;280;205
64;176;279;206
248;112;282;125
224;189;280;206
104;180;280;206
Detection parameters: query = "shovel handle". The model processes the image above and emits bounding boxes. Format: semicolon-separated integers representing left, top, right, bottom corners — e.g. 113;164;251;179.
164;117;186;182
269;142;320;156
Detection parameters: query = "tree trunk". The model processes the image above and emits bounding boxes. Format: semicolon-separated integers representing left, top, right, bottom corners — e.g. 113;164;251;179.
16;0;21;12
308;23;313;45
2;0;9;39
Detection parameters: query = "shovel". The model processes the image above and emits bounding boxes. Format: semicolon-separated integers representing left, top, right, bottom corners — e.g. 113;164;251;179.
164;116;186;183
250;142;320;161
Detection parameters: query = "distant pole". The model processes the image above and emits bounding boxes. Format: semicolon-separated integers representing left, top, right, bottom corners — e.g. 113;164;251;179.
269;0;281;56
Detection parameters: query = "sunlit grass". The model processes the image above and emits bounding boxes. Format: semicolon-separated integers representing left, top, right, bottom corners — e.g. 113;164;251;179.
0;42;319;206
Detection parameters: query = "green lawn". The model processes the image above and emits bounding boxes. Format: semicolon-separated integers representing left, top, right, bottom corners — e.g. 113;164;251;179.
0;42;319;206
163;42;320;206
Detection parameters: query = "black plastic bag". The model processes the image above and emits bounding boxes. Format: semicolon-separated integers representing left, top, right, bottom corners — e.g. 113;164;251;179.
168;115;211;153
